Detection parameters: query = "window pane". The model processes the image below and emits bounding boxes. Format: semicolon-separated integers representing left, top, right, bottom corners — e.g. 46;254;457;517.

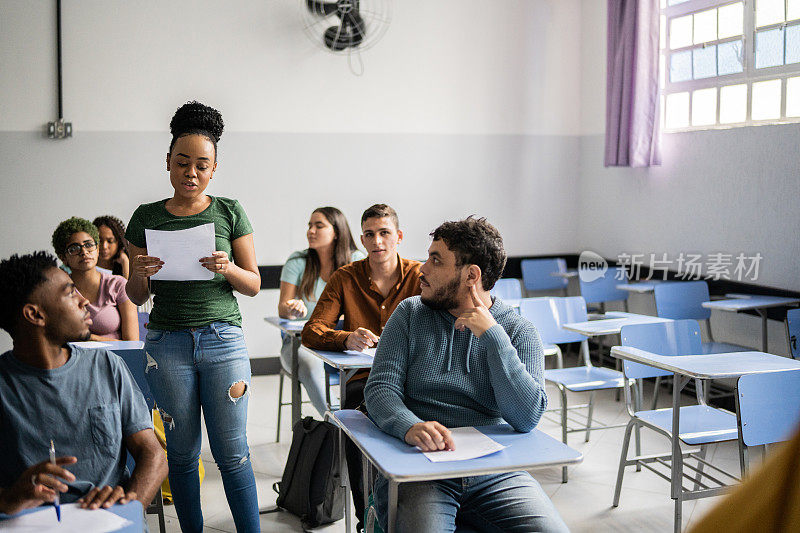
756;28;785;68
751;79;782;119
694;9;718;44
670;50;693;82
661;15;667;50
660;54;666;87
789;0;800;21
693;45;717;79
666;92;690;128
671;15;693;49
668;0;691;5
718;40;744;75
757;0;786;27
692;88;717;125
719;3;744;39
720;84;748;123
787;77;800;116
786;24;800;64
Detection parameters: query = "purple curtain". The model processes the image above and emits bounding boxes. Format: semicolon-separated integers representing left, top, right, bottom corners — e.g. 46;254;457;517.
605;0;661;167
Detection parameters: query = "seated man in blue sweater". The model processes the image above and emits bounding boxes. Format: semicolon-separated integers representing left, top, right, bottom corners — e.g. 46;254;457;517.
364;217;567;532
0;251;167;516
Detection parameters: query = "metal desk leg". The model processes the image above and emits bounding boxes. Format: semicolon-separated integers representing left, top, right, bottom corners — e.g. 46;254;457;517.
387;480;398;533
290;335;302;426
758;309;768;352
340;425;352;533
734;384;749;477
340;369;347;409
362;455;370;513
671;375;689;533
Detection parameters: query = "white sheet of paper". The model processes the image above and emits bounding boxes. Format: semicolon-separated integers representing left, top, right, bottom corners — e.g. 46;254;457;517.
69;341;111;348
0;503;133;532
344;347;376;357
146;223;216;281
422;427;506;462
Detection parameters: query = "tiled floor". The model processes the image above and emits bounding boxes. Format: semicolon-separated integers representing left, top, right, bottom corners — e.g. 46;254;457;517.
146;360;747;532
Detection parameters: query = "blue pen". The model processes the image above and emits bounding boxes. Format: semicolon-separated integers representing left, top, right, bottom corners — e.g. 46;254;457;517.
49;440;61;522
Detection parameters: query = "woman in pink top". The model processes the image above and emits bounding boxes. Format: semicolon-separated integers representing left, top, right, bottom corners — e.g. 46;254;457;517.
51;217;139;341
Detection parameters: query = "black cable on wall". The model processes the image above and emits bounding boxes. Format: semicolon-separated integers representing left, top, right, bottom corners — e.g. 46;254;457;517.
56;0;63;120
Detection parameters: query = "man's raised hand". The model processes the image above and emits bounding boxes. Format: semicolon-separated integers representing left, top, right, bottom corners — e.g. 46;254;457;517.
454;283;497;338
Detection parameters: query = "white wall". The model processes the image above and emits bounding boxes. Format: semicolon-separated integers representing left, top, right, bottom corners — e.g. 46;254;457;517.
1;0;582;136
577;0;800;293
0;0;584;354
577;0;799;354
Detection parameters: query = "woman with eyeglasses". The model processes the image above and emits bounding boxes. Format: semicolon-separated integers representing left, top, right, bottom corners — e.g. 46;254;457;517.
93;215;130;278
51;217;139;341
124;101;260;533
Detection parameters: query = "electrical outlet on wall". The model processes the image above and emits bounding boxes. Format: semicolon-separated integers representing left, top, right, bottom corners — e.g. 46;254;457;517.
47;119;72;139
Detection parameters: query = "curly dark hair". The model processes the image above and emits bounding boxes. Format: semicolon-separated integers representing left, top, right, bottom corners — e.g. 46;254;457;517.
0;251;58;335
169;100;224;157
430;216;506;291
52;217;100;257
92;215;126;261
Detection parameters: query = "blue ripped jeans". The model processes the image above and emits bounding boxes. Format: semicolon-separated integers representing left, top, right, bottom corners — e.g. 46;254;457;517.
144;322;259;533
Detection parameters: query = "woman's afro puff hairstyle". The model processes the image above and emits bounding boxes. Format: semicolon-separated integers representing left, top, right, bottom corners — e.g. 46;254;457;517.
169;101;224;154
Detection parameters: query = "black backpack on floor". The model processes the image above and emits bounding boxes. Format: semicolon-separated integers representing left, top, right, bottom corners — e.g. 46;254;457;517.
270;416;344;529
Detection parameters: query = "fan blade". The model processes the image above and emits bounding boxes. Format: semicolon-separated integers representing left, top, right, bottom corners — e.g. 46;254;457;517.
343;11;365;43
324;26;350;51
307;0;338;17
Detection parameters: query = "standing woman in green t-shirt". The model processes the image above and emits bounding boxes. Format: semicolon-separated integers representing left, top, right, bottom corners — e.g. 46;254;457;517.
124;101;261;533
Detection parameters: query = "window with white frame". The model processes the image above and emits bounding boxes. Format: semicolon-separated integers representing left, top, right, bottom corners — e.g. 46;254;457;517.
661;0;800;131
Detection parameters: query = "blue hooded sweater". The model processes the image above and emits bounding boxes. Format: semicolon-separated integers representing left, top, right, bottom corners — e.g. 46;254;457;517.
364;296;547;441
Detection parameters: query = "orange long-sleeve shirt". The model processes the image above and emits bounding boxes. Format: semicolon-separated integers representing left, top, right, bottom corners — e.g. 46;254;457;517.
301;256;422;374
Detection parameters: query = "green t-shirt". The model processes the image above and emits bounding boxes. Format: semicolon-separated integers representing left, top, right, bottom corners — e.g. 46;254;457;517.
280;249;366;319
126;196;253;330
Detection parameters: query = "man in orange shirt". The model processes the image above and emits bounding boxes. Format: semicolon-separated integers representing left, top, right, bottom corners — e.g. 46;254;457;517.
301;203;422;530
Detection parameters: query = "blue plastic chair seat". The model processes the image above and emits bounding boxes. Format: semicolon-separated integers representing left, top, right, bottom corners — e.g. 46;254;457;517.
324;363;341;385
520;258;568;292
491;278;523;300
701;341;750;354
544;366;625;392
738;370;800;446
635;405;738;445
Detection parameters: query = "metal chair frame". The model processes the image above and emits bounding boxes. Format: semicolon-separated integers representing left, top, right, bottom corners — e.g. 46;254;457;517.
612;321;745;533
275;366;339;442
520;297;630;482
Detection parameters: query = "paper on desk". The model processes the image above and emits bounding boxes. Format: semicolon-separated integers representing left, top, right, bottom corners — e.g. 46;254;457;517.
70;341;111;348
146;223;216;281
344;347;376;357
0;503;133;532
422;426;506;462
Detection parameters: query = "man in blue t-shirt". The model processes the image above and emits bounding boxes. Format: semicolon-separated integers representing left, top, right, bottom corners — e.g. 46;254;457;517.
0;251;167;515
